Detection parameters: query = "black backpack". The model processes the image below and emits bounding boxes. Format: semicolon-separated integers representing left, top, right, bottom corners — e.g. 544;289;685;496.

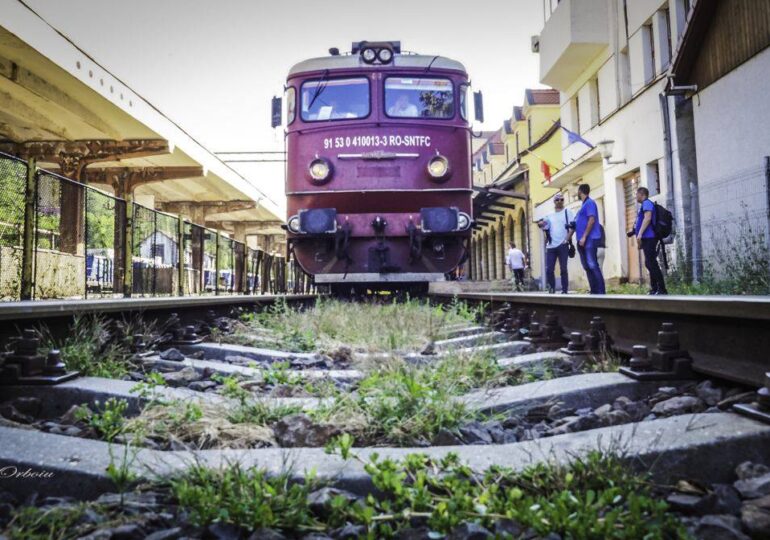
653;203;674;240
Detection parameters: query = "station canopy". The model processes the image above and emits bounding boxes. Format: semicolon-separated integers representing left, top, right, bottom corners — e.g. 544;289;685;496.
0;1;283;235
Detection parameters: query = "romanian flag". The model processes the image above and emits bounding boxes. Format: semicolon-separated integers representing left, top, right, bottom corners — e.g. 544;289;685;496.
541;161;552;183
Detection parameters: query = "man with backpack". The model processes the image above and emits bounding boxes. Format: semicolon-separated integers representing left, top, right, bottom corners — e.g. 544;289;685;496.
631;187;668;295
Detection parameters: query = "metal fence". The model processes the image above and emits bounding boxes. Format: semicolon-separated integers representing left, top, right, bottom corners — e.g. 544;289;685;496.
693;158;770;279
0;151;311;301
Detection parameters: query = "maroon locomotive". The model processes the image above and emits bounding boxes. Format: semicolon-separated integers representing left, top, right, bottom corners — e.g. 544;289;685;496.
274;41;480;293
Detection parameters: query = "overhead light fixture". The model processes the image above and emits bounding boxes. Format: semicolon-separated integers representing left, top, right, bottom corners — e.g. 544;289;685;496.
597;139;626;165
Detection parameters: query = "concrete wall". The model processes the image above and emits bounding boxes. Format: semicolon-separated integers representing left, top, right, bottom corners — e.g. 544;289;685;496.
692;48;770;267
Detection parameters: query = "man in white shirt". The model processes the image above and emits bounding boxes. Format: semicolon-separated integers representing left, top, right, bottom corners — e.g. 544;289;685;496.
537;192;575;294
506;242;527;291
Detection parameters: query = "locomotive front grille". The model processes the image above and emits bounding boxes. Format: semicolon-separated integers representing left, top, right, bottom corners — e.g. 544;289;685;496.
356;165;401;178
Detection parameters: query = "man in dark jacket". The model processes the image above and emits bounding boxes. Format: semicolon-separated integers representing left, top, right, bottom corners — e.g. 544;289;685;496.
632;187;667;295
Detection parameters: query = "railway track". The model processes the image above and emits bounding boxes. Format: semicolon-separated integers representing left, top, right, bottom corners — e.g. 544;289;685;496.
430;289;770;387
0;294;769;538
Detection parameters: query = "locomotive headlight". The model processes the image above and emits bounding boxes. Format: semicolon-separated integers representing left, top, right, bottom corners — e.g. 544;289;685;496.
457;212;471;231
287;215;301;233
427;155;450;179
361;48;377;64
377;48;393;63
308;157;332;183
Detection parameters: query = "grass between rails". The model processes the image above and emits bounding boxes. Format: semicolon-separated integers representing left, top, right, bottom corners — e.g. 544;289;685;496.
3;451;688;539
227;297;482;353
77;350;534;449
35;314;156;379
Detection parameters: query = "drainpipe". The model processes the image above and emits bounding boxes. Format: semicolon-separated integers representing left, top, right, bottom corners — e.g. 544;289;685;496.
662;81;703;281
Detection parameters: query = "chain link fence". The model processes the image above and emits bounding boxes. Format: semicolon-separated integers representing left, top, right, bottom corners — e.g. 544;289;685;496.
0;153;26;300
86;187;123;297
690;158;770;292
0;153;302;301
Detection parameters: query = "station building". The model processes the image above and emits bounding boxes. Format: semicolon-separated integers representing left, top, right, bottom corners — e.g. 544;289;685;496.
470;89;561;288
536;0;691;288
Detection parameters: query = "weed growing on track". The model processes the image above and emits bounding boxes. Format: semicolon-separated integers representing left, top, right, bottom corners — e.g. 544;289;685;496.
234;297;481;353
159;449;687;539
35;314;156;379
75;397;128;442
171;466;324;533
311;352;524;445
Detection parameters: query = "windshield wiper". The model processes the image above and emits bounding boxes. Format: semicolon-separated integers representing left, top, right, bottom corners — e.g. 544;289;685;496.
307;69;330;111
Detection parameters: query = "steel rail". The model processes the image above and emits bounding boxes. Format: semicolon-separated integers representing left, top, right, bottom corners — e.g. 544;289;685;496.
430;291;770;387
0;294;317;322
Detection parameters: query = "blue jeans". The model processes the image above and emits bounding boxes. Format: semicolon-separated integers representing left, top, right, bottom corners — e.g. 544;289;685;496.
545;244;569;293
578;239;605;294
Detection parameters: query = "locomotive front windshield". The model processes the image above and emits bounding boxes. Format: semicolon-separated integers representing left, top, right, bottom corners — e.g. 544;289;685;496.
384;77;454;119
301;77;370;121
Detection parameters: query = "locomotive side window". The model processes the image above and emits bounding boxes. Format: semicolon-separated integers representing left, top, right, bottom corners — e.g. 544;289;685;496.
286;87;296;124
300;77;370;122
384;77;455;119
459;83;469;121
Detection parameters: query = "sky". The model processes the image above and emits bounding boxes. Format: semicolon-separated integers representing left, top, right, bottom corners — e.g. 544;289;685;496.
25;0;546;211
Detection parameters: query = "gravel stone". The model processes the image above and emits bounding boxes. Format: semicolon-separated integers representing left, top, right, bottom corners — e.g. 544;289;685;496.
667;493;715;516
207;522;247;540
273;414;338;447
736;462;770;481
9;397;41;417
0;404;34;424
735;473;770;499
331;523;366;539
159;348;185;361
394;527;432;539
447;522;494;539
432;428;463;446
711;484;743;515
651;396;705;416
292;354;331;369
60;404;85;425
696;380;723;407
307;487;358;513
247;528;287;540
693;514;750;540
492;518;524;537
188;380;217;392
546;403;575;421
459;421;493;445
741;494;770;538
162;367;201;387
144;528;183;540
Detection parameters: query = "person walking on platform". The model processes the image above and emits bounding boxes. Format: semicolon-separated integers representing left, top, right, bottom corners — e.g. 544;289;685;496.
537;193;574;294
575;184;606;294
631;187;668;295
506;241;527;291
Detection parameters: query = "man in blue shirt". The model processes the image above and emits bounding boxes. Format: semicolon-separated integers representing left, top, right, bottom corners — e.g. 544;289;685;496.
632;187;667;295
575;184;606;294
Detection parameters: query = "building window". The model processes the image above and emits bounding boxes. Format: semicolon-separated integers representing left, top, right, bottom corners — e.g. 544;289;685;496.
573;95;581;134
515;132;520;158
644;22;656;83
663;8;672;68
589;78;600;127
152;243;165;260
620;47;632;104
527;117;532;146
646;160;661;196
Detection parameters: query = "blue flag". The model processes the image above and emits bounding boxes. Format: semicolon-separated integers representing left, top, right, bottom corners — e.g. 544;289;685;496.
561;126;594;149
